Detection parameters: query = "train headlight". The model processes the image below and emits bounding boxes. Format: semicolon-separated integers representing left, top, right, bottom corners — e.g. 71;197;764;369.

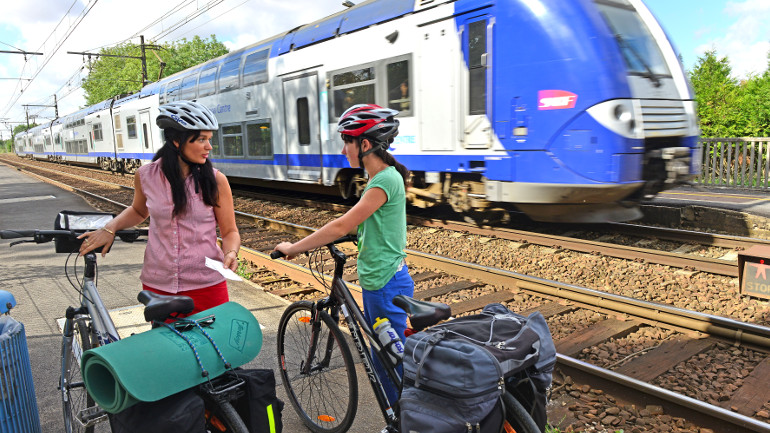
587;99;643;140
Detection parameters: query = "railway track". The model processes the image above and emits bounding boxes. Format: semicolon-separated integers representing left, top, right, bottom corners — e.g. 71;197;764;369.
5;155;770;431
2;155;762;279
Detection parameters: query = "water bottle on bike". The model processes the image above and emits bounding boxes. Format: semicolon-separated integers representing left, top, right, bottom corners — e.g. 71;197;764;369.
373;317;404;364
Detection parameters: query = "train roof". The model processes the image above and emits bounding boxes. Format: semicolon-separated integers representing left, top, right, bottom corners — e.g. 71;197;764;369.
152;0;416;92
113;92;141;107
86;98;114;115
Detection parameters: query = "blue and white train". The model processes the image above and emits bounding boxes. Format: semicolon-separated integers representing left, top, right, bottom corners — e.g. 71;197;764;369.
16;0;700;222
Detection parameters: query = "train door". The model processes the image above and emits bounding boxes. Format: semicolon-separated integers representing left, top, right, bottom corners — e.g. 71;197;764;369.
139;110;155;154
461;14;493;149
418;19;456;150
283;73;321;181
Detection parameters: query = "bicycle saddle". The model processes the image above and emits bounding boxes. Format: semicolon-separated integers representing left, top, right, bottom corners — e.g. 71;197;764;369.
393;295;451;333
137;290;195;322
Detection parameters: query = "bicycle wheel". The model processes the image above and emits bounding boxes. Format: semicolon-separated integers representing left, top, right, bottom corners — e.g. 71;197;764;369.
277;301;358;433
61;317;100;433
205;400;248;433
502;391;541;433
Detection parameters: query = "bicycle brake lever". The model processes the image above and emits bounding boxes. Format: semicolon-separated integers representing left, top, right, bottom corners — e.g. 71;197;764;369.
9;240;35;247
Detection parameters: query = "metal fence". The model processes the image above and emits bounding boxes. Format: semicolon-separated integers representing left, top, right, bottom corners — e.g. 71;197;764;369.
695;138;770;190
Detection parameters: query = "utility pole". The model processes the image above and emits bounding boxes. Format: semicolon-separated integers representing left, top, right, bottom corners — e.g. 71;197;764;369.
140;35;149;86
67;35;161;87
22;97;58;124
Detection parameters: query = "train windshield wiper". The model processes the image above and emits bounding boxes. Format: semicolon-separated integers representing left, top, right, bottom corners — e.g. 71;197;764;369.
614;33;661;87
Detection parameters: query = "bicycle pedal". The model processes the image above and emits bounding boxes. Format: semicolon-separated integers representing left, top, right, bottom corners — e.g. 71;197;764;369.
77;405;108;427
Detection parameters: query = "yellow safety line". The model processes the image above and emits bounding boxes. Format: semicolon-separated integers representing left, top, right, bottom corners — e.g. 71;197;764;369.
659;191;770;201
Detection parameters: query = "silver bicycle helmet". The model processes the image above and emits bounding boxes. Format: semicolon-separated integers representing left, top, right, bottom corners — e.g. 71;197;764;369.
156;100;219;131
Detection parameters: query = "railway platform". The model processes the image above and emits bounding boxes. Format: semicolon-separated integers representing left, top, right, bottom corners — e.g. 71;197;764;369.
0;164;383;432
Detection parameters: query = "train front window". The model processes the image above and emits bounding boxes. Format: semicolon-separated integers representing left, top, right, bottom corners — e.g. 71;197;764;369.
596;0;670;78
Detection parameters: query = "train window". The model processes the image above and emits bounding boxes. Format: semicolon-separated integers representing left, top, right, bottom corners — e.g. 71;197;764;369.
222;124;244;157
218;58;241;93
297;98;310;145
468;19;487;115
44;136;51;147
180;74;198;100
114;114;122;130
142;123;149;149
211;129;221;156
93;123;103;141
127;116;137;139
243;49;269;86
55;134;61;147
198;67;217;97
116;134;124;150
165;79;182;102
387;60;411;116
331;66;376;117
246;121;273;158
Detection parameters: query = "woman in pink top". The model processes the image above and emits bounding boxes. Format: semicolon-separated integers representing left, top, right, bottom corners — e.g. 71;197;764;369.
78;100;240;315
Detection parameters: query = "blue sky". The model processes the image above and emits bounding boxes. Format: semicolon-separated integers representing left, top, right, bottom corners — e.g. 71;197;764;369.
644;0;770;77
0;0;768;136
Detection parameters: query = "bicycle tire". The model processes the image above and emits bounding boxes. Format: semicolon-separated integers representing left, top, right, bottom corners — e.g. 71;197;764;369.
502;391;541;433
277;301;358;433
61;317;99;433
205;400;249;433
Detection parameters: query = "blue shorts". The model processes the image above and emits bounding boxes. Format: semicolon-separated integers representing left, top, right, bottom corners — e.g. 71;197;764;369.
362;262;414;404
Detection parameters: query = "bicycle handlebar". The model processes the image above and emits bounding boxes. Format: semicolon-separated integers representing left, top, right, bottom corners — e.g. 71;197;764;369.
0;228;149;245
269;234;358;260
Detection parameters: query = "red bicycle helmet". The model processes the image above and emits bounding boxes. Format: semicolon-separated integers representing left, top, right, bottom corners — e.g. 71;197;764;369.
337;104;399;144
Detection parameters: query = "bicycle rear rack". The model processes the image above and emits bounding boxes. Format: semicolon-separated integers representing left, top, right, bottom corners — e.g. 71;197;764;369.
199;374;245;404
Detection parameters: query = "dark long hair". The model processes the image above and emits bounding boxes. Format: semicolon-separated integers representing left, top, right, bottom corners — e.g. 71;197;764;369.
152;128;219;216
361;136;410;188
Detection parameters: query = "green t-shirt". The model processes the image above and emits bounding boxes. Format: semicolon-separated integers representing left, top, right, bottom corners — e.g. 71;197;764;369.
357;166;407;291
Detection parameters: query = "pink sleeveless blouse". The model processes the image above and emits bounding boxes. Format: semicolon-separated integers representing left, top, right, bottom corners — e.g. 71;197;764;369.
138;159;225;293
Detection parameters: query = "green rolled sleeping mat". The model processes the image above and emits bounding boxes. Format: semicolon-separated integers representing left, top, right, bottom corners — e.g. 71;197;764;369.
81;301;262;413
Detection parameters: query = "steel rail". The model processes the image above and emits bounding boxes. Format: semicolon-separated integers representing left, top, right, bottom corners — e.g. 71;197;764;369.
557;355;770;433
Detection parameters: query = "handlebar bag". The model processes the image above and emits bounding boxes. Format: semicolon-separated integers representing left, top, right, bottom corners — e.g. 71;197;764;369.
53;210;115;253
400;303;555;433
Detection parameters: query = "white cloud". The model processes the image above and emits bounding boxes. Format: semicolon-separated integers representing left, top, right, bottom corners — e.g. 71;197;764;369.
694;0;770;78
0;0;345;131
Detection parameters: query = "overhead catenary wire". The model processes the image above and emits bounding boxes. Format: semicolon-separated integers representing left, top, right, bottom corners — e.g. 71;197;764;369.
2;0;100;118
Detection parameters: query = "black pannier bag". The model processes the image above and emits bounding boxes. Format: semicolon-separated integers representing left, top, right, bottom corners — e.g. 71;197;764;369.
109;387;206;433
226;368;284;433
399;303;556;433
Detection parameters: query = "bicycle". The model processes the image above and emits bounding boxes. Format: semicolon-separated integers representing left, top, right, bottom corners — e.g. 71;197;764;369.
271;235;543;433
0;211;249;433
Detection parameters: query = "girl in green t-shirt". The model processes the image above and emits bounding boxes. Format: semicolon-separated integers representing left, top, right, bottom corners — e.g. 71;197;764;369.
273;104;413;403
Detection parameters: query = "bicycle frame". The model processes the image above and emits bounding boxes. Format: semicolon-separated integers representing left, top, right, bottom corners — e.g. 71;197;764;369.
60;252;121;430
308;245;403;428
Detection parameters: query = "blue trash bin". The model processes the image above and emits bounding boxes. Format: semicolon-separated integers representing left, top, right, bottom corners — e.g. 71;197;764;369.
0;290;41;433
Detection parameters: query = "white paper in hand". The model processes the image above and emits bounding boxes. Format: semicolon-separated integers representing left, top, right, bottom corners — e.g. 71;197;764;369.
205;257;243;281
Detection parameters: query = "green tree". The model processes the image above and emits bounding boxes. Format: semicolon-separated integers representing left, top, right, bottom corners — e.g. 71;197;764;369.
82;35;228;104
688;49;741;137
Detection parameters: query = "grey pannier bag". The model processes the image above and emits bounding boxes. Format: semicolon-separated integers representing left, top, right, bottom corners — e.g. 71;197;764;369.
399;303;555;433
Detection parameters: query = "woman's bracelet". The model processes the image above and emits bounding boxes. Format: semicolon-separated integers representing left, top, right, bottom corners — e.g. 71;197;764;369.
224;248;239;256
101;227;116;236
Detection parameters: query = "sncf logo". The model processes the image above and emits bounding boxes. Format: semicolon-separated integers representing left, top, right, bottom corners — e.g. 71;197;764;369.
538;90;578;110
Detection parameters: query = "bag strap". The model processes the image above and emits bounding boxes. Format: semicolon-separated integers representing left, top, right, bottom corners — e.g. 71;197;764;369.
414;329;446;388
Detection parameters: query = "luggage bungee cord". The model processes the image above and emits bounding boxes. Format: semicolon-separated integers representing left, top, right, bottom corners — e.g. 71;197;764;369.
154;315;232;378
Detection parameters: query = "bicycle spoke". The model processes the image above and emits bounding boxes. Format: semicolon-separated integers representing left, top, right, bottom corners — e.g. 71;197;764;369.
277;302;358;433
